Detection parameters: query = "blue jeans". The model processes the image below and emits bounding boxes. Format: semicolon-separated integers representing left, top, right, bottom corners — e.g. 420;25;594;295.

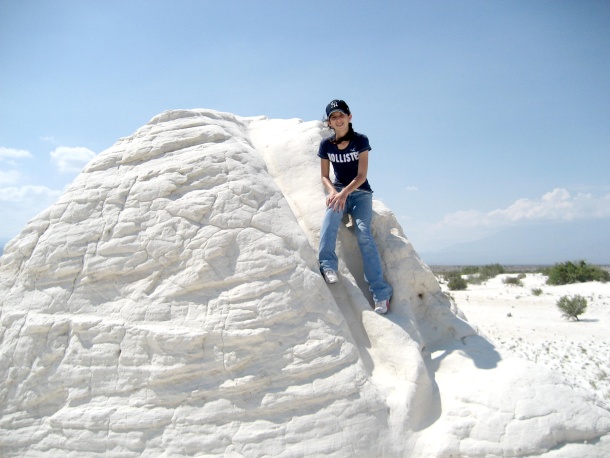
319;189;393;302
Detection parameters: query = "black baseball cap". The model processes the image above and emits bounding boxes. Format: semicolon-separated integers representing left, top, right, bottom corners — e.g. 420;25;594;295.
325;99;351;118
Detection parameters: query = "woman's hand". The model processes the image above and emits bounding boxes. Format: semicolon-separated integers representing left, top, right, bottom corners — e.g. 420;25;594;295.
326;188;348;212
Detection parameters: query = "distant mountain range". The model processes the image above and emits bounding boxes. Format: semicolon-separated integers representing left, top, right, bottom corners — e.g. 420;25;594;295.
419;219;610;266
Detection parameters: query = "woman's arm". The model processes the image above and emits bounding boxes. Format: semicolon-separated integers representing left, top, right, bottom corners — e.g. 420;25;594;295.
320;159;336;194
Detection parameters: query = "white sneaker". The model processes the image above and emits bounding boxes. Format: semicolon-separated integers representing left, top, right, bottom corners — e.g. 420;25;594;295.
374;299;389;314
322;269;338;284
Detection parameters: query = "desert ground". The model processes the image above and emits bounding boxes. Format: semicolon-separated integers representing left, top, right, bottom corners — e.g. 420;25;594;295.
437;272;610;408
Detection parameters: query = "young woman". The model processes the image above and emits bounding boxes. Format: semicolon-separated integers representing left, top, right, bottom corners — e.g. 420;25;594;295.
317;99;393;314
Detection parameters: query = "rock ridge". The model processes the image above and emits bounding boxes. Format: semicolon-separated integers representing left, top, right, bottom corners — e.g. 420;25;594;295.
0;109;609;457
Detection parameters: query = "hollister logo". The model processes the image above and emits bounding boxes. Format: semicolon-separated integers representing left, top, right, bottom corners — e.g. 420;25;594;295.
328;150;359;163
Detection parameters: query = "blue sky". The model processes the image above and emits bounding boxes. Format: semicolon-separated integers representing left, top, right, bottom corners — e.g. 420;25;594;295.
1;0;609;263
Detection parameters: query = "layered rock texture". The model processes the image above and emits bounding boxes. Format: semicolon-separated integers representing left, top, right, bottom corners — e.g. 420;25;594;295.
1;109;609;457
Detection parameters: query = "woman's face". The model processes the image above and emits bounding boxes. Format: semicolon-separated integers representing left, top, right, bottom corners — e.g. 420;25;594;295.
328;111;352;134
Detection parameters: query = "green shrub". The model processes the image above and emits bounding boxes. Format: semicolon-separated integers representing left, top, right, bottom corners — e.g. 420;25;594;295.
479;264;505;280
556;294;588;321
461;266;480;275
503;276;523;286
546;261;610;285
461;264;505;285
446;272;468;291
531;288;543;296
465;273;484;285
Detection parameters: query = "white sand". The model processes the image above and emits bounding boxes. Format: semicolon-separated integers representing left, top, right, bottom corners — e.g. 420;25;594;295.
443;273;610;407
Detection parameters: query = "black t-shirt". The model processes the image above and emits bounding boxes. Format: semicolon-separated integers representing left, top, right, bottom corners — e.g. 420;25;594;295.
317;132;372;192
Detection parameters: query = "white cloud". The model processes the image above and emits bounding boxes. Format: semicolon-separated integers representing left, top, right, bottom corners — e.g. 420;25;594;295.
0;170;21;185
0;185;61;203
0;185;63;239
438;188;610;229
0;147;32;162
50;146;96;173
406;188;610;253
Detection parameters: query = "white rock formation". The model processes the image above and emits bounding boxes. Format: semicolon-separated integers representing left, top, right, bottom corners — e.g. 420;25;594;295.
1;109;609;457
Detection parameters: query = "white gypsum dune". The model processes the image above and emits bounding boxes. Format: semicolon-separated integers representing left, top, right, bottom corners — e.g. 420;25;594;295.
1;109;609;457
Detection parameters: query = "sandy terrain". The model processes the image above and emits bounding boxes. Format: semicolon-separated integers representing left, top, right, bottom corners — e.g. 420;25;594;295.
441;273;610;408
